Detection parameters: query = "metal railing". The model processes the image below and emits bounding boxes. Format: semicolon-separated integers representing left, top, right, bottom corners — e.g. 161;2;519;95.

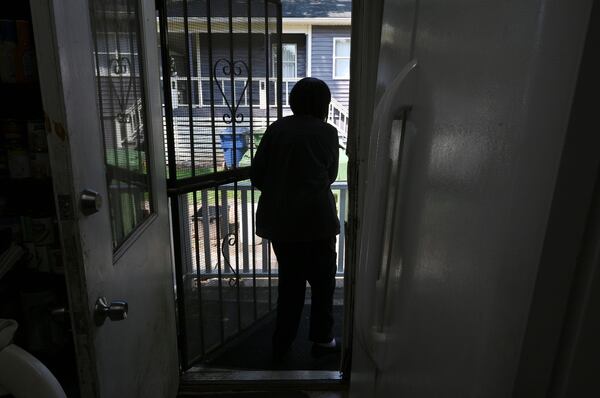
328;97;349;148
173;179;346;357
179;180;347;280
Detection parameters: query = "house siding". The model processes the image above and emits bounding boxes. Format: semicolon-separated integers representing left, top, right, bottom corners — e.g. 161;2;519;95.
169;33;306;109
310;25;351;107
197;33;268;80
170;33;306;80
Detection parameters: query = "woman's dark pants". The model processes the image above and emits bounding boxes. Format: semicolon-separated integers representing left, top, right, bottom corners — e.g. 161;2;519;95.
271;237;337;355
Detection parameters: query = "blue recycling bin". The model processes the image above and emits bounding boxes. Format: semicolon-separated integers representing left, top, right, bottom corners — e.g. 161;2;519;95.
219;127;250;168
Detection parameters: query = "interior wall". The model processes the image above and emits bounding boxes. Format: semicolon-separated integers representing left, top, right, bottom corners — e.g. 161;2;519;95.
350;0;593;397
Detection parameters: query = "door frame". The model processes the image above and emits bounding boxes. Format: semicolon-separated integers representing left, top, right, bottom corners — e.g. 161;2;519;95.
512;2;598;395
342;0;385;382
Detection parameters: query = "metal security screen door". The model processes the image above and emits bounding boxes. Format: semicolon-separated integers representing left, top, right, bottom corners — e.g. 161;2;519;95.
158;0;282;368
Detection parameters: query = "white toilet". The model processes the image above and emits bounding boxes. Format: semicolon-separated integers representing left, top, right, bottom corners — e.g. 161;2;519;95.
0;319;67;398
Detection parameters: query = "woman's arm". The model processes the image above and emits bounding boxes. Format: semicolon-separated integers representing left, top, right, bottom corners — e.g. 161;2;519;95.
250;126;271;191
328;126;339;184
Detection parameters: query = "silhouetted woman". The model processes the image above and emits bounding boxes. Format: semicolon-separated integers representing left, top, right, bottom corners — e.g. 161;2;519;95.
251;77;340;360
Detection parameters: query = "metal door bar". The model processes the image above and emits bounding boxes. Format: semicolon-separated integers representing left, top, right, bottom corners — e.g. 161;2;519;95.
159;0;283;369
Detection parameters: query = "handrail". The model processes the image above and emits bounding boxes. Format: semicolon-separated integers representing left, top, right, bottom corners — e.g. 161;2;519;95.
328;97;349;148
354;59;417;370
177;180;348;278
167;167;251;196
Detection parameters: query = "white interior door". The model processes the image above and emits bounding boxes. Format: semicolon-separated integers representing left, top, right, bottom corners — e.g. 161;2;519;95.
350;0;593;397
30;0;179;397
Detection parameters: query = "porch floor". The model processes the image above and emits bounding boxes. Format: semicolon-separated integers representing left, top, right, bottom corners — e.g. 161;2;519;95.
202;286;344;371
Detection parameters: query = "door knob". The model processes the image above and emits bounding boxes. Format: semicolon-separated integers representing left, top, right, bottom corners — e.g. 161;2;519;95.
80;189;102;216
94;297;128;326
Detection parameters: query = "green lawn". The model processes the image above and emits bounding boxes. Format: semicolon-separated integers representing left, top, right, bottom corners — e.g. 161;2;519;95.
175;166;214;179
105;148;148;172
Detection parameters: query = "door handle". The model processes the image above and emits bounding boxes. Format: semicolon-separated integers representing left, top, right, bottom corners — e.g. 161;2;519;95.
94;297;128;326
80;189;102;216
355;59;418;370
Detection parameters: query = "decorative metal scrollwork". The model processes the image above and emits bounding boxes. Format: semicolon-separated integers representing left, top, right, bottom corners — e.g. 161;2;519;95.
221;231;240;287
213;59;249;125
109;56;133;124
110;56;131;75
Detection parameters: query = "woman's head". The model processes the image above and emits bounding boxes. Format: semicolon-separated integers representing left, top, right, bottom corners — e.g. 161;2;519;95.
289;77;331;120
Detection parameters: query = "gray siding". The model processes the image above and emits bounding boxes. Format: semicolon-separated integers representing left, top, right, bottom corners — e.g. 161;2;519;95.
169;32;305;79
311;26;351;107
197;34;269;79
169;33;305;107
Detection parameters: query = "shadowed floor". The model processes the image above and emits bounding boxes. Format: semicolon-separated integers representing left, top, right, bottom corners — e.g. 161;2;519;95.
206;305;344;371
178;391;348;398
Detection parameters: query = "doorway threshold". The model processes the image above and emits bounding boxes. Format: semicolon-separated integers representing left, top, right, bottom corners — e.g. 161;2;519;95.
180;368;344;393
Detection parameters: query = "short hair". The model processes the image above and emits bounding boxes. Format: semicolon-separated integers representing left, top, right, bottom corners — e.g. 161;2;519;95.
289;77;331;120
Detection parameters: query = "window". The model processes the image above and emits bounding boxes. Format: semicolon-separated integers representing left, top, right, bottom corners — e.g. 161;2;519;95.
272;43;297;79
333;38;350;79
91;0;153;250
282;43;297;78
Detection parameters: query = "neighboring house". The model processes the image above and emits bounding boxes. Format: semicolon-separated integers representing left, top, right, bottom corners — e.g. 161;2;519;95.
94;1;351;169
279;0;351;143
165;0;351;162
279;0;351;108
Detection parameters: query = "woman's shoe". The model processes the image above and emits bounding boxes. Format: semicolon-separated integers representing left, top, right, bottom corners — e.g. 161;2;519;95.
311;337;341;357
